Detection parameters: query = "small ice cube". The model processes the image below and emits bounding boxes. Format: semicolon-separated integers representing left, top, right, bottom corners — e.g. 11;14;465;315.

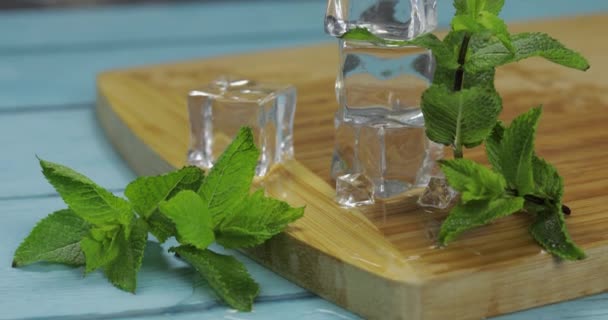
417;176;458;210
336;173;375;207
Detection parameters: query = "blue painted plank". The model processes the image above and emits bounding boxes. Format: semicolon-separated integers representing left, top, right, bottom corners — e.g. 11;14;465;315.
1;0;606;52
113;297;359;320
0;38;328;108
0;108;134;198
0;196;313;320
0;1;326;50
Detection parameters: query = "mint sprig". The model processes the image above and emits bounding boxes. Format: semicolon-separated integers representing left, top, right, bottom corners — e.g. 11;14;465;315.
340;0;589;260
13;127;304;311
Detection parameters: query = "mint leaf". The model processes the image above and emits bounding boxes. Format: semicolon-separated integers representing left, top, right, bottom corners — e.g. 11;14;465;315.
531;155;564;201
104;218;148;293
159;190;214;250
431;32;496;90
454;0;505;19
529;205;585;260
39;159;133;229
467;32;590;72
13;209;90;267
421;85;502;148
216;190;304;249
453;0;467;15
485;121;505;173
452;12;512;52
198;127;259;225
171;246;259;311
477;11;513;52
497;107;542;195
145;211;176;243
125;166;204;218
81;226;122;273
125;166;203;242
439;196;525;245
484;0;505;15
440;159;506;203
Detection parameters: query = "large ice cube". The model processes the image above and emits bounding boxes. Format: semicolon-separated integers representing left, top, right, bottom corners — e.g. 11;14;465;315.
325;0;438;40
336;39;435;122
187;76;296;177
332;115;442;199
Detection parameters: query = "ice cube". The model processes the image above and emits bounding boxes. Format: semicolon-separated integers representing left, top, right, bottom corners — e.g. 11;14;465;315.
187;76;296;177
325;0;438;41
417;176;458;210
336;173;375;207
336;39;435;122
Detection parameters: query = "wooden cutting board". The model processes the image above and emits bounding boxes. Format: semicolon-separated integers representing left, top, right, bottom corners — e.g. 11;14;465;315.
96;15;608;320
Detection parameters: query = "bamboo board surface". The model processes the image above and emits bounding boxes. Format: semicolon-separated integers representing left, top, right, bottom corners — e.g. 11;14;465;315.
96;15;608;320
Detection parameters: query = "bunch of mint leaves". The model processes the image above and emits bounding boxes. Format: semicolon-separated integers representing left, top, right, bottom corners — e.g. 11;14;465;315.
342;0;589;260
12;127;304;311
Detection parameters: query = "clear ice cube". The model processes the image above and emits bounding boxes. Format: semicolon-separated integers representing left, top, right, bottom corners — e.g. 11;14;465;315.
187;76;296;177
417;175;458;210
336;173;375;207
325;0;438;41
332;116;441;199
336;39;435;122
331;39;440;199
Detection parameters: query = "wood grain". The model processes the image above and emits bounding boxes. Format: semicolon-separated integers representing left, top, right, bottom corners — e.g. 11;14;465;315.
97;15;608;320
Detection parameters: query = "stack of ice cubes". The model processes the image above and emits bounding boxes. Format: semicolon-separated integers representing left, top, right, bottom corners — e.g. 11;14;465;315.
325;0;448;207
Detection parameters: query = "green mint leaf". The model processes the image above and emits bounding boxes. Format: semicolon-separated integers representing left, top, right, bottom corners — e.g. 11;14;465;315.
216;190;304;249
531;155;564;201
453;0;467;15
454;0;504;18
159;190;214;250
440;159;506;203
421;84;502;148
125;166;204;218
497;107;542;195
145;211;177;243
529;205;585;260
340;27;380;42
198;127;259;225
452;13;512;53
432;32;496;90
80;226;122;274
452;15;482;33
39;159;133;229
465;0;484;16
467;32;590;72
13;209;90;267
484;0;505;15
104;218;148;293
439;196;525;245
341;28;458;69
485;121;505;173
477;11;513;52
171;246;259;311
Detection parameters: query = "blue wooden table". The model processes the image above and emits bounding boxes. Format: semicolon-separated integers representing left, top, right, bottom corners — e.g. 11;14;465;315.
2;1;608;319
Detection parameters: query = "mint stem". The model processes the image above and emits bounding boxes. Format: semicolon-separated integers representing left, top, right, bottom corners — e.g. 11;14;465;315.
452;33;471;159
453;33;471;92
524;194;572;215
507;188;571;215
